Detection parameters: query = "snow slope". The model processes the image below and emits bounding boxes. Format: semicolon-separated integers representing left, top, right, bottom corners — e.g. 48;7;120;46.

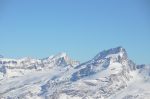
0;47;149;99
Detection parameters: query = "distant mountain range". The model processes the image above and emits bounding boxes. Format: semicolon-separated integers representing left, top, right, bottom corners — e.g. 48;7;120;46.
0;47;150;99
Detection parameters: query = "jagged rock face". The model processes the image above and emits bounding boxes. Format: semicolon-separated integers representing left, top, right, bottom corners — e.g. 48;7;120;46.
60;47;135;98
94;47;127;61
0;47;149;99
70;47;135;81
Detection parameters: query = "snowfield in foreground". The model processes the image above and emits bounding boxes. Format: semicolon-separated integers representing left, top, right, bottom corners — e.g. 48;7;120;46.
0;47;150;99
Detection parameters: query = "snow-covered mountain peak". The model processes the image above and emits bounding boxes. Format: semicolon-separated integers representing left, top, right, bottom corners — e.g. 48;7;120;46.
0;47;149;99
52;52;79;67
93;46;128;62
42;52;79;67
72;47;135;82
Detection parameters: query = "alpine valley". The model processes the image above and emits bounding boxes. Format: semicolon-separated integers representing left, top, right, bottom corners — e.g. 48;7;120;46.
0;47;150;99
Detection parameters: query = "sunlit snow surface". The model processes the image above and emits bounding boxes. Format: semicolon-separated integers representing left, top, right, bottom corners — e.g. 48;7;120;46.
0;47;150;99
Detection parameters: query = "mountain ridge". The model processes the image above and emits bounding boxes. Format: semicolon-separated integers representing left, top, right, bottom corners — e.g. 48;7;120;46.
0;46;149;99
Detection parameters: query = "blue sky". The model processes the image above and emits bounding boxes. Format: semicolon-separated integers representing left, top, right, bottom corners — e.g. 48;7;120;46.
0;0;150;64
